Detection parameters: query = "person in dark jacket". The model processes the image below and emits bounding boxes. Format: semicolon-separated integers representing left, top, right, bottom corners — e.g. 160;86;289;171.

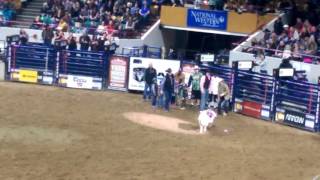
42;25;54;46
143;63;157;100
79;31;91;51
67;34;77;51
274;18;284;35
162;68;174;112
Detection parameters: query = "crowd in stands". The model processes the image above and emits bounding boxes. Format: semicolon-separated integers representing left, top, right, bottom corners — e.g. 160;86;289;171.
19;27;119;54
30;0;159;38
0;0;16;25
243;0;320;64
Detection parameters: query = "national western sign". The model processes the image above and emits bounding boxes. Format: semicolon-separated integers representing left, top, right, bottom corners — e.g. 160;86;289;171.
187;9;228;30
284;111;305;127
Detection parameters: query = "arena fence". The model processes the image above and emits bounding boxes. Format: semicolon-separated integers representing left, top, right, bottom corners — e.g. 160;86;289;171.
233;69;275;121
8;44;57;85
57;50;106;90
5;43;320;132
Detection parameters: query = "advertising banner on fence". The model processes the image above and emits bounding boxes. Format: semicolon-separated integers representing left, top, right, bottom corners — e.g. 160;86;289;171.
187;9;228;30
66;75;94;89
284;110;305;127
128;57;181;91
241;101;262;119
19;69;38;83
108;56;129;91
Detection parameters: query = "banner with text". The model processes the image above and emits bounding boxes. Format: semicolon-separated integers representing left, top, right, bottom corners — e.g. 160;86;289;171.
107;56;129;91
187;9;228;30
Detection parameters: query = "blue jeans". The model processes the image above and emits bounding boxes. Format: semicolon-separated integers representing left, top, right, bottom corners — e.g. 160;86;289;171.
164;90;172;111
157;94;164;108
151;84;157;106
200;89;209;111
143;83;152;100
218;98;229;114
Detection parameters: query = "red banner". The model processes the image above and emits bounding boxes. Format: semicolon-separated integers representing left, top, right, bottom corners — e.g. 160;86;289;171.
107;56;129;91
241;101;262;119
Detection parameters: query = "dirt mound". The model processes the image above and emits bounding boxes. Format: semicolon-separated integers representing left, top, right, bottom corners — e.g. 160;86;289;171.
123;112;200;135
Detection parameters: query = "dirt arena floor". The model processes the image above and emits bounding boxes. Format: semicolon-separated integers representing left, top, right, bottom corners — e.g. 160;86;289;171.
0;82;320;180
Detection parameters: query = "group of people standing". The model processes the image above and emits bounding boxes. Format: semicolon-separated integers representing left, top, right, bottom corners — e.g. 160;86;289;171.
143;63;231;116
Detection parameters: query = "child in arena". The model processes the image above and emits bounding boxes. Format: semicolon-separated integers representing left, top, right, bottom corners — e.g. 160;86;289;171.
198;105;217;134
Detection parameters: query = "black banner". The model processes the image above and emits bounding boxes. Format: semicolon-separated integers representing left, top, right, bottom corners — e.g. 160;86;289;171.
284;110;305;127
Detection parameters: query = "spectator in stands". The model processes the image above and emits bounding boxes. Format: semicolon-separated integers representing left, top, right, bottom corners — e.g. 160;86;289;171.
106;20;116;36
90;35;99;52
279;58;293;69
67;34;77;51
54;31;67;49
253;53;267;73
274;18;284;36
31;16;43;29
19;30;29;45
130;2;140;16
275;41;286;57
42;25;54;46
143;63;157;101
139;1;150;26
305;35;317;55
98;36;106;52
79;31;91;51
57;16;69;32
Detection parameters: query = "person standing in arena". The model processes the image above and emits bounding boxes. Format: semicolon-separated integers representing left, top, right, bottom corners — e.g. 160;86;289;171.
200;71;212;111
209;74;222;107
174;68;186;110
156;73;165;108
218;79;231;116
162;68;174;112
143;63;157;101
188;65;202;107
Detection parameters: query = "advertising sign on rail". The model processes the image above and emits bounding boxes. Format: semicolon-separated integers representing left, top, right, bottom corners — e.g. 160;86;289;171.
10;68;54;85
107;56;129;91
276;109;316;129
58;74;102;90
19;69;38;83
128;57;181;91
187;9;228;30
241;101;262;119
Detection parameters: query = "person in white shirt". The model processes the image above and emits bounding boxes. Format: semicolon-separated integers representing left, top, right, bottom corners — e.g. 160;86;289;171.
253;53;267;73
209;74;223;107
198;105;217;134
